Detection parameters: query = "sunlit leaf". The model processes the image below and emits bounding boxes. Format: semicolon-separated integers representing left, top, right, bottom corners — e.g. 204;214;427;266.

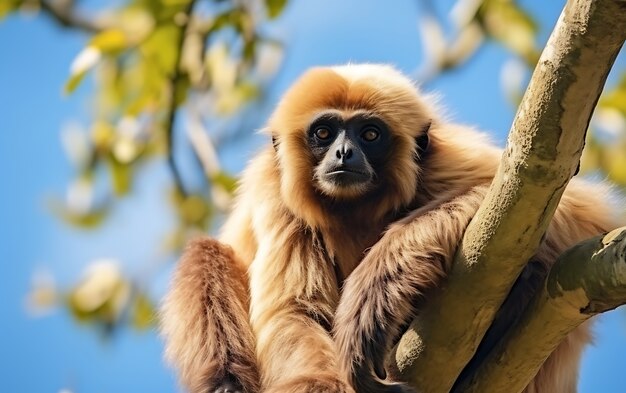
91;121;116;151
208;11;231;33
237;81;260;100
64;70;89;94
181;31;204;84
232;9;252;35
55;207;110;228
131;292;156;330
67;260;131;326
48;197;110;229
243;39;256;62
181;195;211;226
265;0;288;19
124;58;164;115
214;81;260;114
140;23;180;75
112;137;141;163
206;43;237;91
443;22;484;69
65;46;103;94
117;7;155;42
0;0;21;20
174;76;190;106
211;171;238;194
478;0;539;64
107;156;133;195
90;29;129;54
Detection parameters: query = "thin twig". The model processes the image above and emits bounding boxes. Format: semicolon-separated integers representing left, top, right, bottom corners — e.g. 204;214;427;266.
185;111;221;179
39;0;104;33
163;0;198;197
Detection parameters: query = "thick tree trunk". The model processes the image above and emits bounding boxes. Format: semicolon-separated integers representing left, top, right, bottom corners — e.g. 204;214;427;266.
392;0;626;391
456;227;626;392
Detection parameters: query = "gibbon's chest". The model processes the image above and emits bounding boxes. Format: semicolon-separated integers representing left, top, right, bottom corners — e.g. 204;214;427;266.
321;221;386;282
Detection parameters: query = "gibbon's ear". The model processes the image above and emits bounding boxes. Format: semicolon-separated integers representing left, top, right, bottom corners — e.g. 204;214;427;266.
415;120;431;153
272;134;279;152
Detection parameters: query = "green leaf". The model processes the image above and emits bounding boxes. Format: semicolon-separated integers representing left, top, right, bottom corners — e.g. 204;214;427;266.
0;0;20;20
174;75;190;106
140;23;180;75
211;171;238;193
90;29;129;54
107;157;133;196
66;264;130;328
236;81;260;101
64;70;88;95
478;0;538;65
209;11;234;33
170;189;213;228
243;38;257;62
131;292;156;330
48;197;110;229
265;0;288;19
181;195;211;226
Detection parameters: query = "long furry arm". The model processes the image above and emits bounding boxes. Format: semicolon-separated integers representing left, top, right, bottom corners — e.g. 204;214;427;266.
248;219;353;393
160;238;260;393
333;185;489;393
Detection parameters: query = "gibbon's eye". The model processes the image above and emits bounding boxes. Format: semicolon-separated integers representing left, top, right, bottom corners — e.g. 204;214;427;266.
315;126;332;140
361;127;380;142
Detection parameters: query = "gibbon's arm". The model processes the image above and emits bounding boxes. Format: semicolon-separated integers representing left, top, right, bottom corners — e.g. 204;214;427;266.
334;185;489;393
160;238;260;393
248;214;353;393
161;194;263;393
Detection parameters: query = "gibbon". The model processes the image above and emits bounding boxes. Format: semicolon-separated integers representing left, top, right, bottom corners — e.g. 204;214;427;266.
160;64;619;393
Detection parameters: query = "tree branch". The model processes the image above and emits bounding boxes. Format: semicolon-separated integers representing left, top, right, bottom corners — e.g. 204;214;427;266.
456;226;626;392
393;0;626;391
39;0;105;33
163;0;197;197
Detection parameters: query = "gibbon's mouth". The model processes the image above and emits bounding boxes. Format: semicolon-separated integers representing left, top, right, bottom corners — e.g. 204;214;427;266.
324;169;371;186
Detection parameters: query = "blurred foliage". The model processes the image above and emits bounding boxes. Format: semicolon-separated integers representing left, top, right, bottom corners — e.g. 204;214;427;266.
417;0;539;77
27;260;157;336
6;0;625;335
418;0;626;186
8;0;286;333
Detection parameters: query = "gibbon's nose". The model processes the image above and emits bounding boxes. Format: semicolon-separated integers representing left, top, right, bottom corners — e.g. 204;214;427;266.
335;145;354;162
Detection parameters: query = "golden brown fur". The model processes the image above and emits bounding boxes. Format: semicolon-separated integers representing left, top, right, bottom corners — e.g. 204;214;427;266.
160;64;620;393
161;239;260;393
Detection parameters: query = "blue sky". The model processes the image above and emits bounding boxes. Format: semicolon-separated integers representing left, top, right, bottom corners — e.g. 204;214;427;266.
1;0;625;392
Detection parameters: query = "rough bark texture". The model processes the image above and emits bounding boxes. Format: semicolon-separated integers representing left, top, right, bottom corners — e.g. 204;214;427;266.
453;227;626;393
392;0;626;391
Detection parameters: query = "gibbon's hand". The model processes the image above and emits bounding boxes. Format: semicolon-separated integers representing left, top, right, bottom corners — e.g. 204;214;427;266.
213;375;243;393
334;236;421;393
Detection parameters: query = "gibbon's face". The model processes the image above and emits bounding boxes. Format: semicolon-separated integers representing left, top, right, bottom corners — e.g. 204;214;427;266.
307;111;392;198
270;64;433;223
